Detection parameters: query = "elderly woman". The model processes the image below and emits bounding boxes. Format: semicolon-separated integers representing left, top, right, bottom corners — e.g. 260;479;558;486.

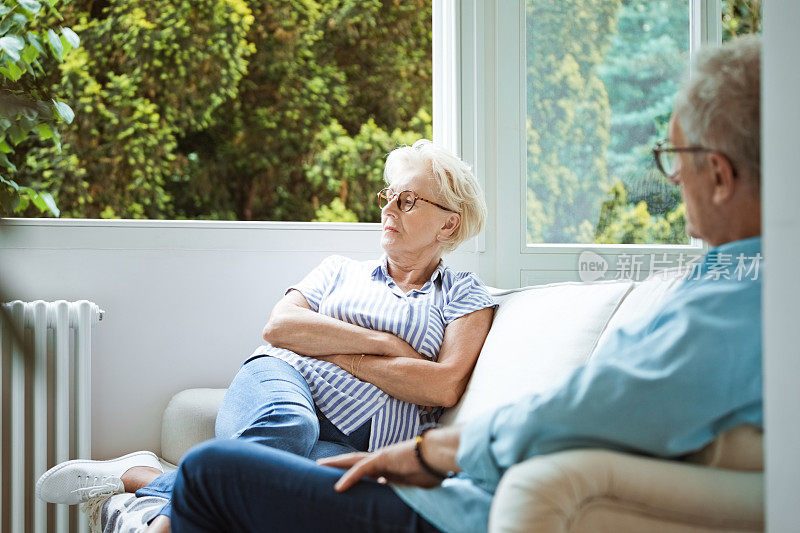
37;139;495;532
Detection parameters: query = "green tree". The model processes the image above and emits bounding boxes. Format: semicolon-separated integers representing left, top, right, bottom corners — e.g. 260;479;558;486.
525;0;621;243
595;179;685;244
177;0;433;221
317;0;432;136
592;0;761;246
597;0;688;217
722;0;762;41
13;0;254;218
307;109;431;223
7;0;433;221
0;0;80;216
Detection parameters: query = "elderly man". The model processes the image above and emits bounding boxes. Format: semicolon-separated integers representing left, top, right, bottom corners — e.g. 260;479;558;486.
164;36;763;533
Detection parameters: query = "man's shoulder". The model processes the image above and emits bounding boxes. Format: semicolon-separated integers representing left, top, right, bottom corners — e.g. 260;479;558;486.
651;274;761;337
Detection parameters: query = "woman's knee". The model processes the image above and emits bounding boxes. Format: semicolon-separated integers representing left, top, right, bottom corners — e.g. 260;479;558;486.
215;358;316;443
237;405;320;456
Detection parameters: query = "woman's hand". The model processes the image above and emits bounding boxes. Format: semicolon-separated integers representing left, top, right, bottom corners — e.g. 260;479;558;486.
318;441;443;491
387;335;428;359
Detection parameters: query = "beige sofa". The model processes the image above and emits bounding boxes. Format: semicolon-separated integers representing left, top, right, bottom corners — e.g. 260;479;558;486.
91;273;764;532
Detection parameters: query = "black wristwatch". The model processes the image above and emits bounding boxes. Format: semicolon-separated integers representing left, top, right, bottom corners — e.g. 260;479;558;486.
414;423;455;480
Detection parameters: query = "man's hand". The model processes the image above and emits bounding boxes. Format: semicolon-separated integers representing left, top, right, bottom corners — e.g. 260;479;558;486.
318;440;443;492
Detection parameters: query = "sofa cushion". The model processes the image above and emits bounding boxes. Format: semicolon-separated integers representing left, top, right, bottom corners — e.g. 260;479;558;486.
440;280;633;426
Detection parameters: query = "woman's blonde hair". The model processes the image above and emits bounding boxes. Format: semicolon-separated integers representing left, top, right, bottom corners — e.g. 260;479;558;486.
384;139;487;252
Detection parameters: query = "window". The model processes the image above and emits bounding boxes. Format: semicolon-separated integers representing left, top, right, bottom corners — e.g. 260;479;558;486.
525;0;690;245
4;1;433;223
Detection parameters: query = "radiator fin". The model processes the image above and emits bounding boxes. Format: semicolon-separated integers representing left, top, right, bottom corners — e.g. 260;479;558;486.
1;300;102;533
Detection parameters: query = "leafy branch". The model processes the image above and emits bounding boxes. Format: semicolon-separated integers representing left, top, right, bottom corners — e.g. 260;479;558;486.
0;0;79;216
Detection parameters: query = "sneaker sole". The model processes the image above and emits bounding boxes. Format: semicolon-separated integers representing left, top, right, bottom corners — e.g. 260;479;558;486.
35;450;162;503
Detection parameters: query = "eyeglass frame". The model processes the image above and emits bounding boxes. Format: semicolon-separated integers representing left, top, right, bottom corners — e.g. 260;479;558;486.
652;140;738;181
377;187;456;213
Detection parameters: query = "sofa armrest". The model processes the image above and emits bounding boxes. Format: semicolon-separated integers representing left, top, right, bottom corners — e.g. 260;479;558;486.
489;449;763;533
161;388;227;465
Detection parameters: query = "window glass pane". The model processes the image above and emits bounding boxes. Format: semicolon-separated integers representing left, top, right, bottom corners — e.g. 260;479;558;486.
722;0;764;42
525;0;690;245
4;1;432;221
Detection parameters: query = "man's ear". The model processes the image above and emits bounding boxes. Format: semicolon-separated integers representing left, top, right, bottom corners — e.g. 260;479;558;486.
709;152;737;204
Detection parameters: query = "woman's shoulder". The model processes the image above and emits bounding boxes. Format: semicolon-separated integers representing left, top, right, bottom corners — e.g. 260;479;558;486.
438;265;490;292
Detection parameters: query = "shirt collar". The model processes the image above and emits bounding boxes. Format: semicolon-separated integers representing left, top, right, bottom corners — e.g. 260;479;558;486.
689;236;762;280
371;254;446;292
705;236;762;264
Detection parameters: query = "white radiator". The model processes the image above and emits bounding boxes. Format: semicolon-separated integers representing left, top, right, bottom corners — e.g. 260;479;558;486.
1;300;103;533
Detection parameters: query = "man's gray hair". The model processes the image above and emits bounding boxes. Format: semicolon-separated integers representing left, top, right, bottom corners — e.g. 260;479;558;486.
384;140;487;252
674;35;761;187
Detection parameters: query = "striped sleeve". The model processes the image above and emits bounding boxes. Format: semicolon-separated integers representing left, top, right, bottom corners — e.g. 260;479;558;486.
287;255;346;312
442;273;496;324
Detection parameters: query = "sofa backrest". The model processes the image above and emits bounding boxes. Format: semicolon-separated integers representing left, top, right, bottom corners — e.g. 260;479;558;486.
440;274;683;427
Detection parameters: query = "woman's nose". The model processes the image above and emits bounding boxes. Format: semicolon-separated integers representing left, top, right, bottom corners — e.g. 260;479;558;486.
381;197;399;214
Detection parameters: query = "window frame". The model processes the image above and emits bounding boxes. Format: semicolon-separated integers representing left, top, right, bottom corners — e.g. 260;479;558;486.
457;0;721;287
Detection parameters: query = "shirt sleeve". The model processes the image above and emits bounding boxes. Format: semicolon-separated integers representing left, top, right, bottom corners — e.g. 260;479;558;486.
442;273;497;324
455;288;763;490
286;255;346;312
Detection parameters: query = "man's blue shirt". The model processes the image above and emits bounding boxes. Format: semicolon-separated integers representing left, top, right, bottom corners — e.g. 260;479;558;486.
393;237;763;533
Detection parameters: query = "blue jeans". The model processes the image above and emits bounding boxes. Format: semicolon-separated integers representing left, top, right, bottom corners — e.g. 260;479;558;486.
170;439;440;532
136;356;373;518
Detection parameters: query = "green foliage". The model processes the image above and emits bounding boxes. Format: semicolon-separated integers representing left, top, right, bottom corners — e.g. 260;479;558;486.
0;0;80;216
595;179;685;244
9;0;432;221
173;0;347;222
87;0;255;132
525;0;621;243
598;0;688;214
722;0;762;41
591;0;761;245
305;110;432;223
317;0;432;136
17;49;180;218
528;0;761;246
13;0;254;218
586;0;691;245
175;0;432;222
313;198;358;222
1;0;765;236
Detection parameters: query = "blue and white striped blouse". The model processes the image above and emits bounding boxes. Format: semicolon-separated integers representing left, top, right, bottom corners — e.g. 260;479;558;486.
249;254;495;451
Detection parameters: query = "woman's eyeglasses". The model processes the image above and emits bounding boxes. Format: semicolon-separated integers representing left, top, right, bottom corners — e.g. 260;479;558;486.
377;188;455;213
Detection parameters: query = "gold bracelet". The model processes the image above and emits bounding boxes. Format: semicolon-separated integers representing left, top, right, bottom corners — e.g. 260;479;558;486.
349;354;358;375
353;353;365;377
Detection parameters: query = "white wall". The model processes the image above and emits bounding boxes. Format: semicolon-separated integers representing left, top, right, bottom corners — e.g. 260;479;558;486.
0;220;482;458
762;1;800;530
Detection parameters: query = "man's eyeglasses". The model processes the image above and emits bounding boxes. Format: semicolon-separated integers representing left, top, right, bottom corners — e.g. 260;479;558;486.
652;140;737;181
377;188;455;213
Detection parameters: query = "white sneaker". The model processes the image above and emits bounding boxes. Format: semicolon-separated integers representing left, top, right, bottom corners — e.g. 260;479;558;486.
36;451;163;505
